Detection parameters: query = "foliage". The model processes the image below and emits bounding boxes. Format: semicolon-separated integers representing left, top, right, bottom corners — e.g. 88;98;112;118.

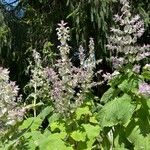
0;102;101;150
0;0;150;149
97;0;150;149
98;66;150;149
0;0;149;94
0;8;11;65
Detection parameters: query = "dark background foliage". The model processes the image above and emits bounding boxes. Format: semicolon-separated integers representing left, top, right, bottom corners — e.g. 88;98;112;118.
0;0;149;96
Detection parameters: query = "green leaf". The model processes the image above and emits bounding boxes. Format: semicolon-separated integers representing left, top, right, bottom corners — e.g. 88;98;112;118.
110;74;126;88
82;124;100;139
38;106;53;120
71;130;86;142
101;88;120;104
19;117;42;131
48;113;60;124
113;126;130;149
50;121;66;132
37;133;72;150
127;125;150;149
142;71;150;80
23;131;42;150
0;123;33;150
89;117;98;124
82;124;100;148
98;94;135;127
118;78;138;93
76;106;92;120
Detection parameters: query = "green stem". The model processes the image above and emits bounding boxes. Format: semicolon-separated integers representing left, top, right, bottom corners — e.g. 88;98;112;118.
34;82;37;117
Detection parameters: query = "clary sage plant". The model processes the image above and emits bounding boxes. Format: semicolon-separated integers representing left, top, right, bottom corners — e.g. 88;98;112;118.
98;0;150;149
105;0;150;96
25;20;102;117
0;0;150;149
0;67;24;134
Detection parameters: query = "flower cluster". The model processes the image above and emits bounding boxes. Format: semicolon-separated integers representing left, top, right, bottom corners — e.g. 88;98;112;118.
56;20;70;62
44;20;101;116
107;0;150;70
26;21;101;116
139;82;150;97
0;67;24;133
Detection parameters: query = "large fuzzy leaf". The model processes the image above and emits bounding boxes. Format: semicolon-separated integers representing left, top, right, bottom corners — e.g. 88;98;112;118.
98;94;135;127
127;125;150;149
